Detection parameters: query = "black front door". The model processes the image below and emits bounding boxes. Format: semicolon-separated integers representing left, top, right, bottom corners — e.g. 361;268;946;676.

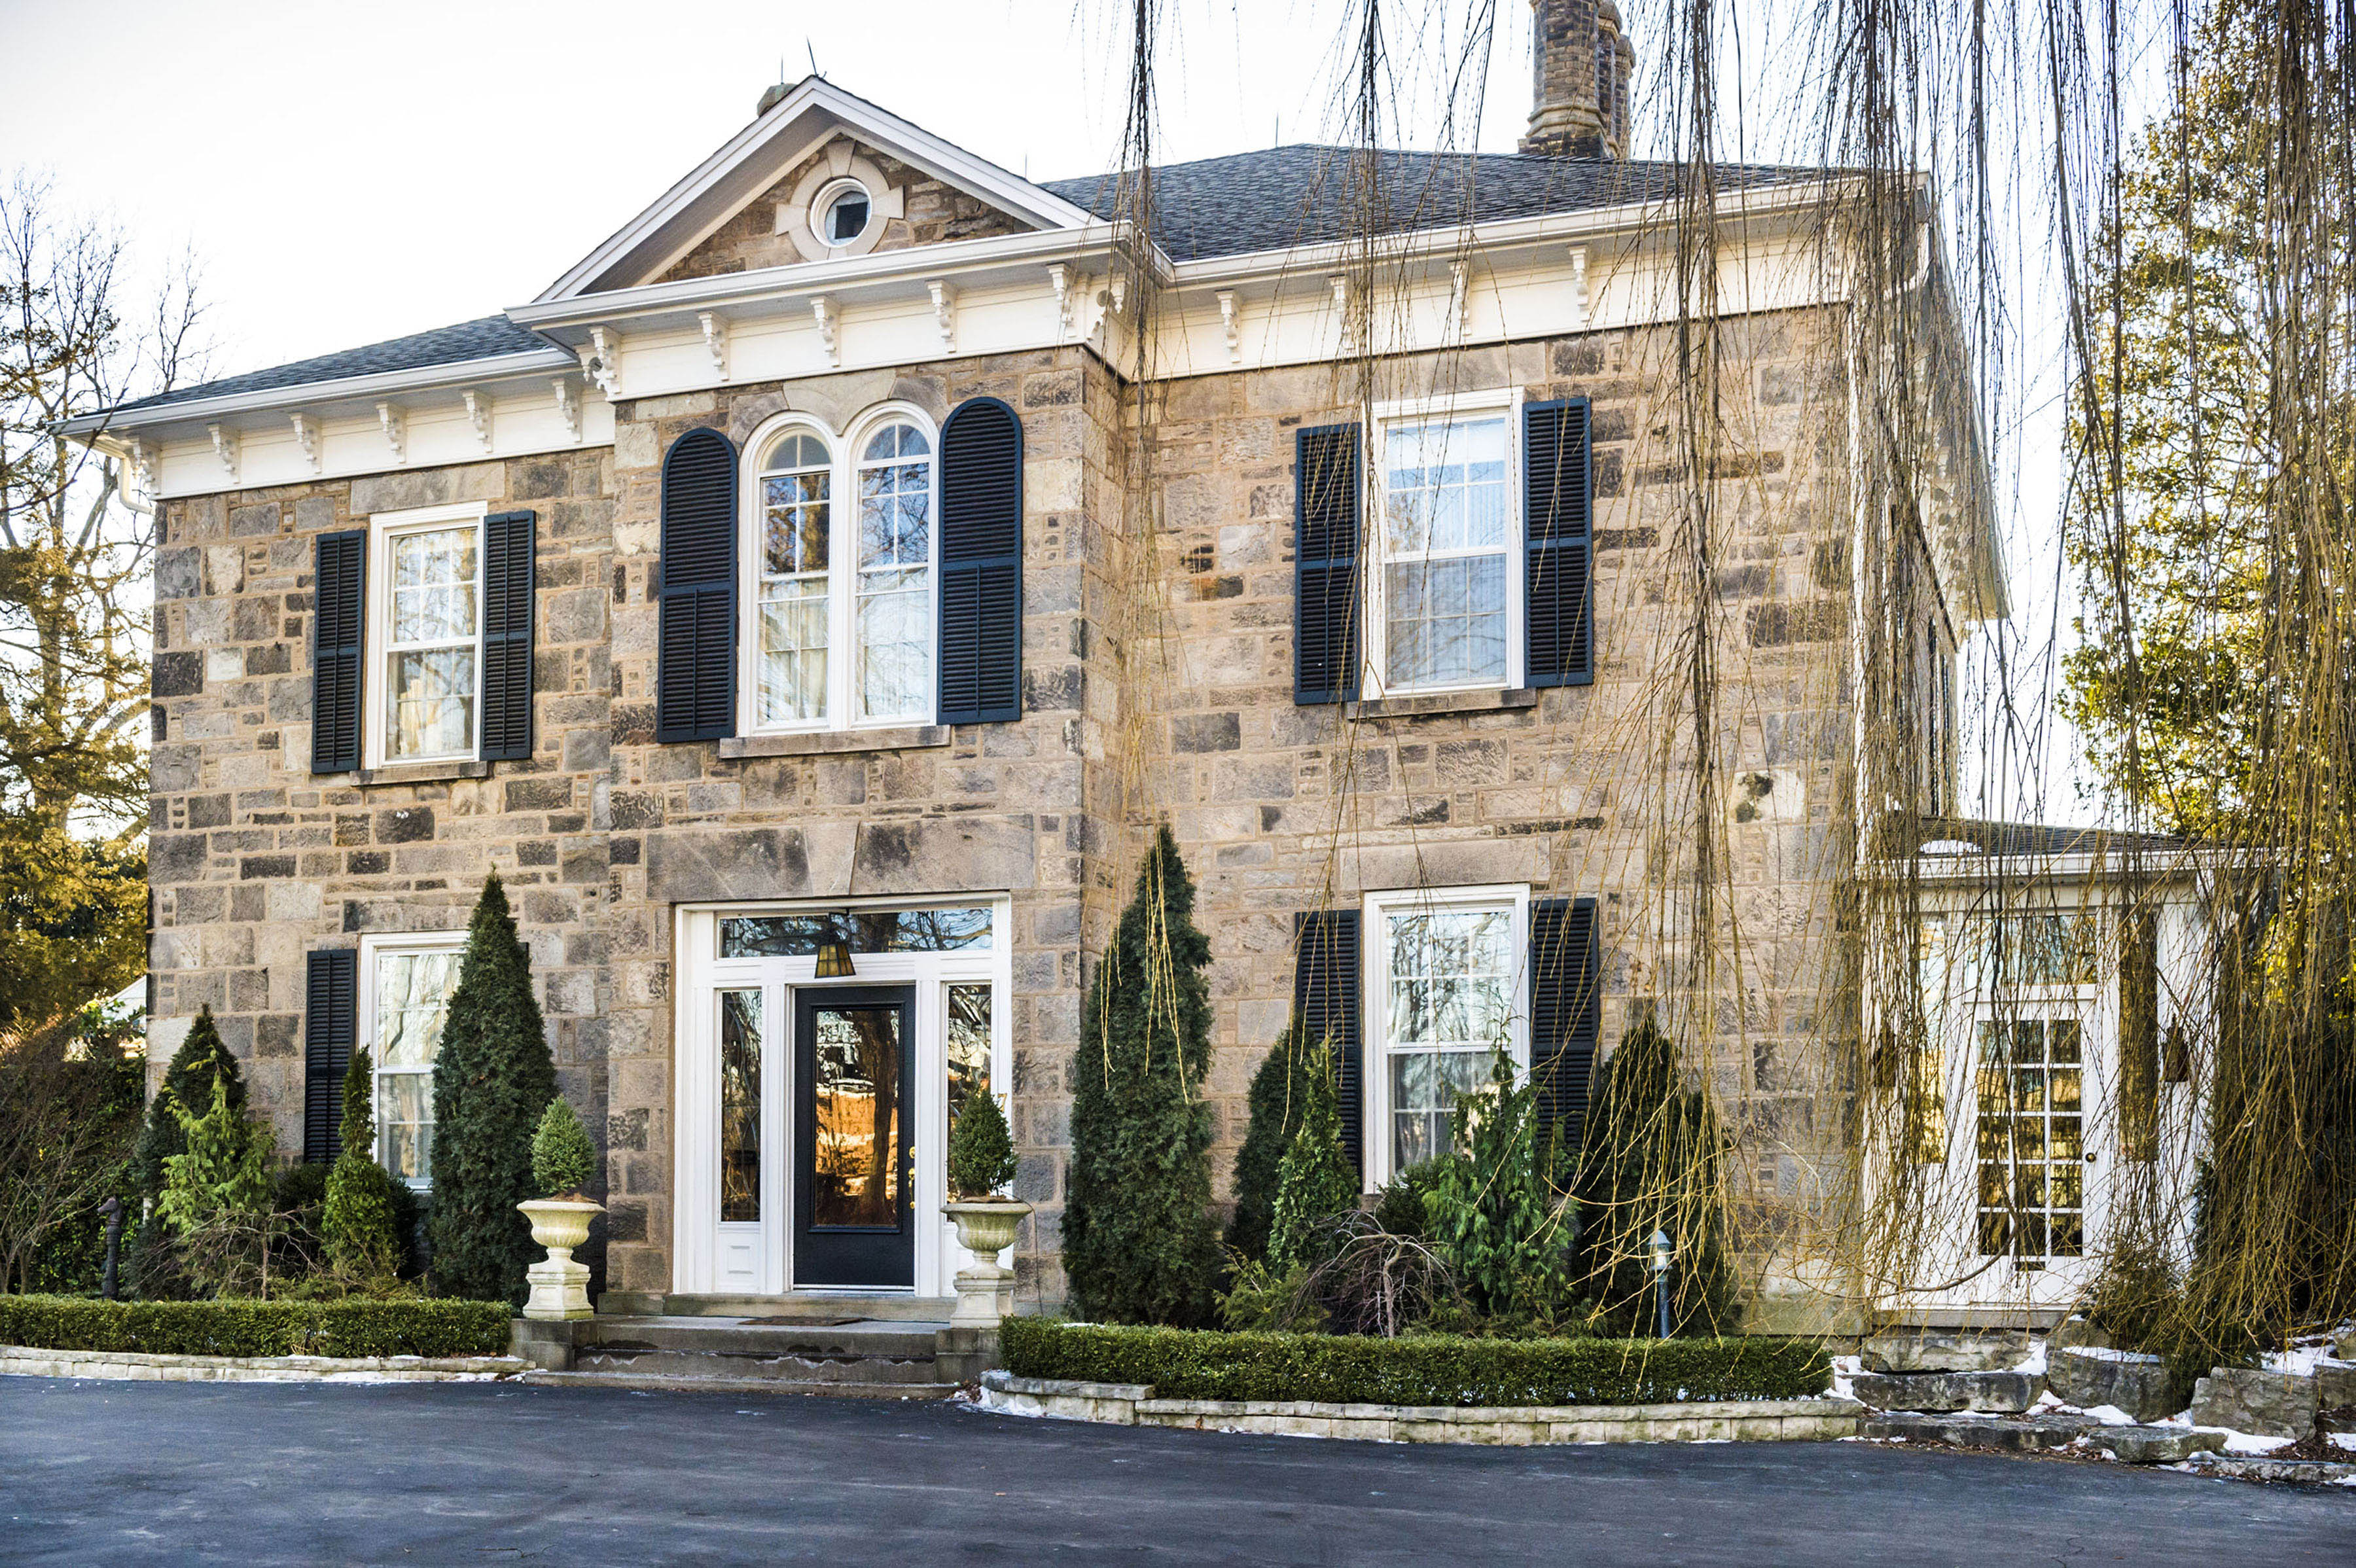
793;986;916;1288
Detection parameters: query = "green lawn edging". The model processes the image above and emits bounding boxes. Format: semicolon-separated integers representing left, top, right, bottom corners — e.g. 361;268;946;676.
1001;1317;1831;1407
0;1296;513;1360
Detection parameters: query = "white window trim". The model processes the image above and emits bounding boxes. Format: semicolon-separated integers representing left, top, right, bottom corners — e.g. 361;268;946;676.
1360;882;1532;1188
812;176;874;247
362;500;488;768
1364;387;1525;699
358;929;467;1190
738;402;940;736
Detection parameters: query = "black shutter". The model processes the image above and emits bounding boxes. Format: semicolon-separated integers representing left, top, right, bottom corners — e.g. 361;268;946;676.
1529;897;1601;1145
311;529;366;773
1294;423;1362;704
1524;398;1594;686
304;948;359;1164
1294;908;1365;1181
656;427;738;742
938;397;1024;724
479;509;536;761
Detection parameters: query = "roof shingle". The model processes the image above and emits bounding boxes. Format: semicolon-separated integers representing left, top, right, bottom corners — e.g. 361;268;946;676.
110;315;560;416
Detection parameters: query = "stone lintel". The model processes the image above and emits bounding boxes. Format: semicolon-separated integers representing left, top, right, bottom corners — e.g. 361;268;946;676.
718;725;950;759
1346;687;1539;722
351;758;493;787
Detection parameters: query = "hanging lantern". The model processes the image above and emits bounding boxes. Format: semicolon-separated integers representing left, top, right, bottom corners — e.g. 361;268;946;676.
813;915;856;978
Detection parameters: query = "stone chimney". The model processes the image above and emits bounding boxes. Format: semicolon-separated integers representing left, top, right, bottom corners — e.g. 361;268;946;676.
1520;0;1634;158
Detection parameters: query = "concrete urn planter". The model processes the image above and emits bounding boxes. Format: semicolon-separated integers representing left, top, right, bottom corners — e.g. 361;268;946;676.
943;1199;1030;1329
516;1197;603;1322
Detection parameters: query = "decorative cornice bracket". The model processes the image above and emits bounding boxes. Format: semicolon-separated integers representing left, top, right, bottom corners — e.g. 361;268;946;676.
1217;289;1241;364
552;378;581;444
1569;246;1591;328
811;296;840;367
461;389;493;452
926;279;957;355
582;327;624;400
1329;275;1355;355
206;423;240;484
698;312;729;381
1046;264;1074;342
375;402;407;465
1447;261;1471;341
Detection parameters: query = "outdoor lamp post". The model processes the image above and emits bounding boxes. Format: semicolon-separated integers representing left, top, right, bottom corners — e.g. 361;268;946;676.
1649;1228;1675;1339
98;1196;123;1300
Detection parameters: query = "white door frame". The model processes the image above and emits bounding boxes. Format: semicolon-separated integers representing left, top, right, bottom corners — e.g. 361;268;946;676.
672;896;1012;1298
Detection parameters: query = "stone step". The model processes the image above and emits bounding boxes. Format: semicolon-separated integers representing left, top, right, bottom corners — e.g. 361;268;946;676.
601;1292;959;1322
572;1345;948;1384
1849;1370;2043;1413
521;1370;963;1400
573;1316;944;1360
1863;1411;2226;1463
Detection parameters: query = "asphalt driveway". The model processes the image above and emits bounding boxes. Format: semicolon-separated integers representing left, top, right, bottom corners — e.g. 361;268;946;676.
1;1376;2349;1565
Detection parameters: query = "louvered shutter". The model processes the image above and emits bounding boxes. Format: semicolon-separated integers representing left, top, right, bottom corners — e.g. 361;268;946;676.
311;529;366;773
1529;897;1601;1145
1294;908;1365;1180
656;428;738;742
1524;398;1594;686
938;397;1024;724
304;948;359;1163
479;509;536;761
1294;424;1362;704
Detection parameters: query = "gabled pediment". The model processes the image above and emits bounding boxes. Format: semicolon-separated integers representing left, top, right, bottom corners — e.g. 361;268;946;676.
538;77;1098;301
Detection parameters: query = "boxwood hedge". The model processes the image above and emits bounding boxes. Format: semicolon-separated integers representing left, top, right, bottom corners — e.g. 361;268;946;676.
0;1296;512;1359
1001;1317;1830;1407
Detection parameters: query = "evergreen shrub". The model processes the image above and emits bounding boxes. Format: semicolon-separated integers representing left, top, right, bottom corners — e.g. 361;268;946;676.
0;1294;511;1358
946;1090;1016;1200
1063;825;1219;1326
530;1097;597;1198
155;1076;269;1237
1422;1049;1579;1322
426;873;556;1305
1266;1043;1357;1272
1224;1025;1308;1262
323;1046;403;1281
1001;1317;1830;1406
129;1005;243;1200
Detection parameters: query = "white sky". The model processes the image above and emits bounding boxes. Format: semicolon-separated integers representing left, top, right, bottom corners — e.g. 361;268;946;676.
1;0;2166;827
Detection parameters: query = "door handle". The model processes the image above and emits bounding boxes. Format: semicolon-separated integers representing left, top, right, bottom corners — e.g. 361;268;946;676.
2084;1153;2097;1164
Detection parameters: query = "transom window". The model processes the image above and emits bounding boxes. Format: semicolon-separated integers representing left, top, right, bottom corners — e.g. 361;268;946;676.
366;937;465;1188
1373;395;1520;694
368;505;485;764
1366;886;1529;1179
745;414;937;732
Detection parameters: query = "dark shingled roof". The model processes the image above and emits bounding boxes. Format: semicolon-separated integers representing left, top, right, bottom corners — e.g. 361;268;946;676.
109;315;560;415
1041;144;1821;262
1902;817;2194;859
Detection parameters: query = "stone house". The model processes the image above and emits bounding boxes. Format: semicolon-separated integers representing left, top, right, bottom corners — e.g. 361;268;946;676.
65;0;2212;1328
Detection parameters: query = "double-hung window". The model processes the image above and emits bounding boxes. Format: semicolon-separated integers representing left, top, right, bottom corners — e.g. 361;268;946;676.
1372;392;1520;694
367;503;486;765
1365;885;1529;1182
362;934;465;1188
746;412;937;731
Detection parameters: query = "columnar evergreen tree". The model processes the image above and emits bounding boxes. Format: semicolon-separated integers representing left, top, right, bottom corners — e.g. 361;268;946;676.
129;1005;244;1200
1063;824;1218;1325
426;872;556;1304
1574;1014;1735;1335
155;1074;268;1236
1265;1043;1357;1272
1224;1025;1308;1262
323;1044;401;1281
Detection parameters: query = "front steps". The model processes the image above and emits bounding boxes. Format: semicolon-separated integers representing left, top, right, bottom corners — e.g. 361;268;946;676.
512;1309;993;1400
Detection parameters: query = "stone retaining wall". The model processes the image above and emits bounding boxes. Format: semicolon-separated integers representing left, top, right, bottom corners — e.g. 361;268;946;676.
0;1345;525;1384
978;1370;1864;1444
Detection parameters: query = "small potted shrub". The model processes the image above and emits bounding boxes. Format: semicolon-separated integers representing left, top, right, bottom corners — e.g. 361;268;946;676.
942;1090;1027;1327
516;1096;603;1320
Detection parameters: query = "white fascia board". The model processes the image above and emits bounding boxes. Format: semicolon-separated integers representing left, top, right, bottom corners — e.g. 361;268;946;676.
536;76;1101;303
1866;847;2230;886
510;222;1140;341
52;347;577;440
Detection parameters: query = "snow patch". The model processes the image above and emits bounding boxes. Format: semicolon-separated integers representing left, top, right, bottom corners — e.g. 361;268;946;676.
2221;1431;2296;1455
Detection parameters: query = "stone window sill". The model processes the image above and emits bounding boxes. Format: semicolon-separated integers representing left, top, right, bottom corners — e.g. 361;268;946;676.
351;758;492;787
1346;687;1539;721
719;724;951;760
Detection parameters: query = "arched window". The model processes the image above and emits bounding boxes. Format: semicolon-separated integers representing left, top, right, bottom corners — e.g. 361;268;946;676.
756;429;832;725
856;421;935;721
741;409;938;731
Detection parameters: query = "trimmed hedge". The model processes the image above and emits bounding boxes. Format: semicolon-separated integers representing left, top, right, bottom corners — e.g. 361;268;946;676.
0;1296;512;1359
1001;1317;1830;1407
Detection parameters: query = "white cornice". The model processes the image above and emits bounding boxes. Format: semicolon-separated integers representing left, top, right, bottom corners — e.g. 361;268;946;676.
53;346;576;439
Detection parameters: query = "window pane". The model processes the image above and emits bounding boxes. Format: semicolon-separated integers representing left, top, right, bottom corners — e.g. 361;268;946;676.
719;989;761;1222
761;431;830;472
379;1072;434;1183
1385;556;1507;689
762;470;830;576
858;569;932;719
946;984;992;1152
759;580;829;724
387;647;476;758
810;1007;903;1228
1385;907;1512;1048
1389;1050;1490;1169
1385;417;1508;551
377;950;463;1070
720;907;992;957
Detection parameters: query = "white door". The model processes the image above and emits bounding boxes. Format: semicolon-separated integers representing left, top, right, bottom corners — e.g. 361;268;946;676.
1959;995;2111;1309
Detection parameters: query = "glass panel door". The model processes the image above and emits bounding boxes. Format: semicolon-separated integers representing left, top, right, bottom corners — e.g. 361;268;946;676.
1975;1014;2088;1266
794;986;916;1287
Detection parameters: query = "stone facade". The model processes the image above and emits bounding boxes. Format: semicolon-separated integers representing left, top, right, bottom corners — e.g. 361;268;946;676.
147;293;1903;1308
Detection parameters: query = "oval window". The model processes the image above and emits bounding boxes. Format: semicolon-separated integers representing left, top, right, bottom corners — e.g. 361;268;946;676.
821;187;870;245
